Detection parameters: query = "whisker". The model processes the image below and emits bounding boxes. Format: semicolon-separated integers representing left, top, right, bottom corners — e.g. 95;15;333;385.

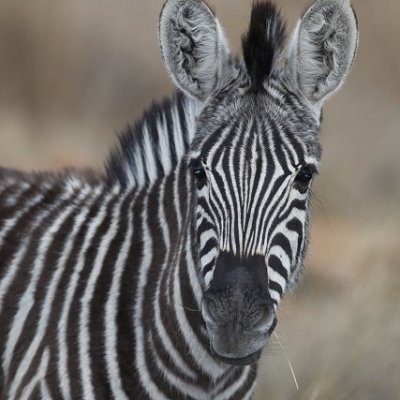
273;332;299;391
311;189;327;214
177;303;201;312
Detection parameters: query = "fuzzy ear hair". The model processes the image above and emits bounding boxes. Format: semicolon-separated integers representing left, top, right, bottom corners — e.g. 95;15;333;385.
287;0;359;112
159;0;231;101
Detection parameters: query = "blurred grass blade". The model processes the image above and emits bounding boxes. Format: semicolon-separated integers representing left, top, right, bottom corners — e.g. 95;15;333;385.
274;332;299;391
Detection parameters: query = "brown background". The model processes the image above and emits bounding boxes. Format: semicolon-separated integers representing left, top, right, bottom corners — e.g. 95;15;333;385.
0;1;399;398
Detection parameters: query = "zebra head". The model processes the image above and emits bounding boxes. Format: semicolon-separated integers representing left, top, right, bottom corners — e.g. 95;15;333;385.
160;0;358;365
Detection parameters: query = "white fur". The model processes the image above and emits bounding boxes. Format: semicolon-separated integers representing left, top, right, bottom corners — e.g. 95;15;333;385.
287;0;359;114
159;0;231;101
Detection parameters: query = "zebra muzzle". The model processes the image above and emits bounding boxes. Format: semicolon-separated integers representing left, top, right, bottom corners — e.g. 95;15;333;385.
201;253;276;364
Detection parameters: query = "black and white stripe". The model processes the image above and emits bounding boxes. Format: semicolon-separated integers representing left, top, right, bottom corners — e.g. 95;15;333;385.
0;0;358;398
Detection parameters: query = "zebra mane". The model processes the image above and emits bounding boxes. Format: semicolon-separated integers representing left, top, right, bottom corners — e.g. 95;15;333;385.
106;91;197;188
242;1;286;91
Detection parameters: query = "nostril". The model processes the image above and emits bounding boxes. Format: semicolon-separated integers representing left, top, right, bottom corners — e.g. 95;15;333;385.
253;308;276;333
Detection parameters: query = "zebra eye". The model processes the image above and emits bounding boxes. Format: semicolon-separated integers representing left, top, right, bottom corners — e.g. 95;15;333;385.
295;165;316;186
188;159;207;181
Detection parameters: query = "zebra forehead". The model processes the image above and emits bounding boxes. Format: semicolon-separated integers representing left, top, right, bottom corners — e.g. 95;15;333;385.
192;106;321;164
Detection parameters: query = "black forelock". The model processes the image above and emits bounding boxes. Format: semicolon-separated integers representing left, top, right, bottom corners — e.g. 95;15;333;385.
241;1;286;91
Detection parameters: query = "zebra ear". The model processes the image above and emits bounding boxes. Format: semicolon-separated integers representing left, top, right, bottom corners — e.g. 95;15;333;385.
286;0;358;112
159;0;231;101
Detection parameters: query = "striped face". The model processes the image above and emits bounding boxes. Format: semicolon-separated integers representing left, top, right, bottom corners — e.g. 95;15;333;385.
189;82;321;364
160;0;357;367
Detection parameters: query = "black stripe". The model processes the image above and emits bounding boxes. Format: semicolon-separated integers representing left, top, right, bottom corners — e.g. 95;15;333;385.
269;279;283;296
270;233;292;260
268;254;288;281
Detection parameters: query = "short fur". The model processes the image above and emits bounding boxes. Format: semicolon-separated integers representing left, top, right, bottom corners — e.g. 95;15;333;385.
0;0;358;398
106;92;194;188
241;1;286;90
286;0;359;108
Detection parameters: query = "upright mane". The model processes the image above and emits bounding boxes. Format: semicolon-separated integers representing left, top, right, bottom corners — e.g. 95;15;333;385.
241;1;286;91
106;91;197;188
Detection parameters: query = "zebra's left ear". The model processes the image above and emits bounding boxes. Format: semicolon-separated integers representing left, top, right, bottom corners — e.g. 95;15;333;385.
159;0;231;101
286;0;359;113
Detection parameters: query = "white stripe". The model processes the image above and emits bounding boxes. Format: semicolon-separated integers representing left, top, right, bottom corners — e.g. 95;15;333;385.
0;188;56;313
133;146;145;186
185;231;203;308
0;177;18;196
4;187;92;397
0;182;33;238
242;134;257;253
124;160;136;186
18;348;50;400
239;121;251;255
78;192;126;400
134;195;169;400
183;170;203;306
40;379;53;400
166;163;183;300
215;148;237;254
268;265;287;292
253;127;292;253
270;289;281;303
244;130;267;255
276;120;301;166
183;95;198;143
173;236;226;379
204;271;214;288
153;182;197;380
214;365;252;400
171;102;185;160
148;331;208;400
228;120;245;256
57;188;114;400
200;247;218;268
104;192;136;400
278;191;308;220
243;380;257;400
158;115;172;175
269;245;291;277
142;123;158;182
5;188;80;397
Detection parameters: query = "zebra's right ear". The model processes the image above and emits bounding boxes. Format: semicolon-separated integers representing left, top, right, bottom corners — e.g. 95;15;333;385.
159;0;231;101
286;0;359;114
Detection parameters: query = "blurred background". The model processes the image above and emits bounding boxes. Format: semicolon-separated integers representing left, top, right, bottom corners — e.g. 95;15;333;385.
0;0;399;398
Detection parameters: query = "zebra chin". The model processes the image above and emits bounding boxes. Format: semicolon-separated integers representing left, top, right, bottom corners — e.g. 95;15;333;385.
201;252;278;365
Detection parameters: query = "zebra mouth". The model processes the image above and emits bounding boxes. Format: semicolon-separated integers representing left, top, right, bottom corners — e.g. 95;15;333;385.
211;347;262;366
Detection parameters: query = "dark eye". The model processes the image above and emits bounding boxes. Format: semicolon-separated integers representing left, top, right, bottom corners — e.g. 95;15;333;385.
188;159;207;181
295;165;316;186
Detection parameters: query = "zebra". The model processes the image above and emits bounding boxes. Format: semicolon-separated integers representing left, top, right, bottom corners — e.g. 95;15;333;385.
0;0;358;398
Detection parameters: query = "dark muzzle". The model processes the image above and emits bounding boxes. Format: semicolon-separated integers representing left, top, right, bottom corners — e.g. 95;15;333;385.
202;253;276;365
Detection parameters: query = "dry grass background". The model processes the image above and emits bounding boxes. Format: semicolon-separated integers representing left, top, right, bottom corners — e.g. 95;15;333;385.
0;0;399;399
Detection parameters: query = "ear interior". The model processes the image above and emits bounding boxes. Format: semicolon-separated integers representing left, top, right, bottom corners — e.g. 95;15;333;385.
287;0;359;108
159;0;230;101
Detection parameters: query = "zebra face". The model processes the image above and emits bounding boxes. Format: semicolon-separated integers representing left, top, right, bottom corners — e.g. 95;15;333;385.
160;0;358;365
188;87;320;364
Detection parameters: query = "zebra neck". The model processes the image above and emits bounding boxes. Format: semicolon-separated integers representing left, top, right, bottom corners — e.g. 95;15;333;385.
106;91;200;189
